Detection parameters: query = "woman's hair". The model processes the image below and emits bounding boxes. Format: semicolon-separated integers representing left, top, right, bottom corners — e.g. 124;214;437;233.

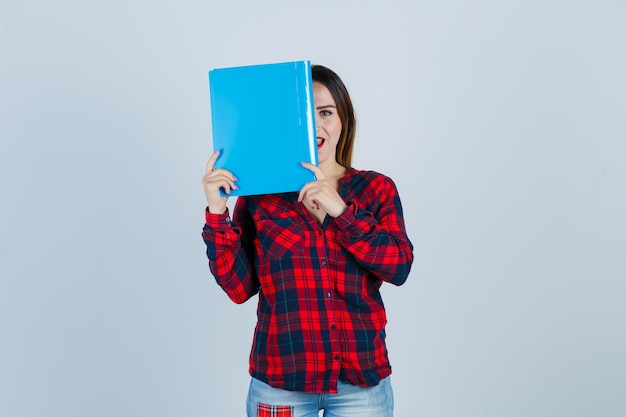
311;65;356;168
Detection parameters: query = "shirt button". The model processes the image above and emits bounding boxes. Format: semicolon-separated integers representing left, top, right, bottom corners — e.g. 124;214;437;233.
321;260;327;266
225;217;231;222
334;355;340;360
331;324;337;330
326;292;332;298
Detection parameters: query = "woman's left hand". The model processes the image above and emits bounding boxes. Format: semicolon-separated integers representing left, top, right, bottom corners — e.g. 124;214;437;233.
298;162;348;218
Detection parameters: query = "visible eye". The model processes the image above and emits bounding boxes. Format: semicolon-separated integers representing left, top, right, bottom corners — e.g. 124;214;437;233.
319;110;332;117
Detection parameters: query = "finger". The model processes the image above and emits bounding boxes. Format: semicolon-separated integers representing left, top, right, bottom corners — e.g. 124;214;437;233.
300;162;325;180
205;150;221;175
221;182;232;195
204;174;238;191
299;189;321;211
298;181;315;202
299;190;316;208
211;167;238;182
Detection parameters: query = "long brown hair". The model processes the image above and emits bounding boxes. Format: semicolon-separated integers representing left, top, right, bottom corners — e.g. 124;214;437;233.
311;65;356;168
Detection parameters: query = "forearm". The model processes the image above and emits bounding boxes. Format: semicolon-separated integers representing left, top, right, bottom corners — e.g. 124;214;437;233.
333;202;414;286
202;209;259;303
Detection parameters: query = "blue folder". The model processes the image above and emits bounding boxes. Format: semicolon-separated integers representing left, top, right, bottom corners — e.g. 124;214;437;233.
208;60;318;197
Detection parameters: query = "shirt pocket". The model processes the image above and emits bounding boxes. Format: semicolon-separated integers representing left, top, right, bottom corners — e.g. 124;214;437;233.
256;217;305;261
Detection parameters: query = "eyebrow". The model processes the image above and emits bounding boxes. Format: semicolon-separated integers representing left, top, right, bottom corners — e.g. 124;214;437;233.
316;104;336;110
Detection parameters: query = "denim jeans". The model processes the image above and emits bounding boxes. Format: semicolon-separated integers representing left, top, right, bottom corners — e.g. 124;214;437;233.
246;376;394;417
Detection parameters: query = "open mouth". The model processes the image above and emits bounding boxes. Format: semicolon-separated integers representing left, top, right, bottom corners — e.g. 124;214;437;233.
317;137;325;148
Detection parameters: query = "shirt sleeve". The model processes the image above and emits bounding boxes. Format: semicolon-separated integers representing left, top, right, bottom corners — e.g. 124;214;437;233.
332;175;414;286
201;198;259;303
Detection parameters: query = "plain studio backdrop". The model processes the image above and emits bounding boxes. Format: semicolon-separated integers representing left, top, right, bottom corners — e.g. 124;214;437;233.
1;1;625;416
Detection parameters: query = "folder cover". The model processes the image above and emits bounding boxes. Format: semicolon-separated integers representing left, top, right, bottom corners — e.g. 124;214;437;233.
208;60;318;197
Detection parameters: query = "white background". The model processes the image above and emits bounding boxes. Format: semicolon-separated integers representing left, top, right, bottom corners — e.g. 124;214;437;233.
1;1;625;416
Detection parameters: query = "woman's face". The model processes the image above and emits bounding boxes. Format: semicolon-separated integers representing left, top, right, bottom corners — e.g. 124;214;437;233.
313;82;342;166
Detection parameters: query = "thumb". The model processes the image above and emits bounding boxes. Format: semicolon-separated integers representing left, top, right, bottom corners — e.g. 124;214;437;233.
300;162;325;180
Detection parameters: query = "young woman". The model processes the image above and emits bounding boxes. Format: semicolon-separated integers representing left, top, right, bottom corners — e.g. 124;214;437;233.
202;65;413;417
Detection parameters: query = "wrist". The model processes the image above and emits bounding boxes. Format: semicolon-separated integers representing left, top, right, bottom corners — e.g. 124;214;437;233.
330;203;348;218
207;205;227;215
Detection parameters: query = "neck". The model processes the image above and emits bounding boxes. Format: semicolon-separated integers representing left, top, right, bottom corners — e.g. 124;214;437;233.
319;159;347;181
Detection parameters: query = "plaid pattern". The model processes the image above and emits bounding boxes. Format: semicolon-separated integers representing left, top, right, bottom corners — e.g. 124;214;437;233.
203;168;413;393
257;403;294;417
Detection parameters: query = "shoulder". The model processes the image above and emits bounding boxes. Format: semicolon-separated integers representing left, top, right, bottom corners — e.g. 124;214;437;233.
345;168;399;194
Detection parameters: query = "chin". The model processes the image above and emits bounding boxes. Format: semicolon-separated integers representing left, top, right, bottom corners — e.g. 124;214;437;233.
318;156;335;166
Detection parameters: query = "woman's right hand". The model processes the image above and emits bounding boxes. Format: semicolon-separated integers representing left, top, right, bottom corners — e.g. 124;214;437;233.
202;150;238;214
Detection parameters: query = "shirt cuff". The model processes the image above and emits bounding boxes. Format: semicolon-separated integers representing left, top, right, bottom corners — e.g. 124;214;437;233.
205;207;232;229
333;201;357;230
